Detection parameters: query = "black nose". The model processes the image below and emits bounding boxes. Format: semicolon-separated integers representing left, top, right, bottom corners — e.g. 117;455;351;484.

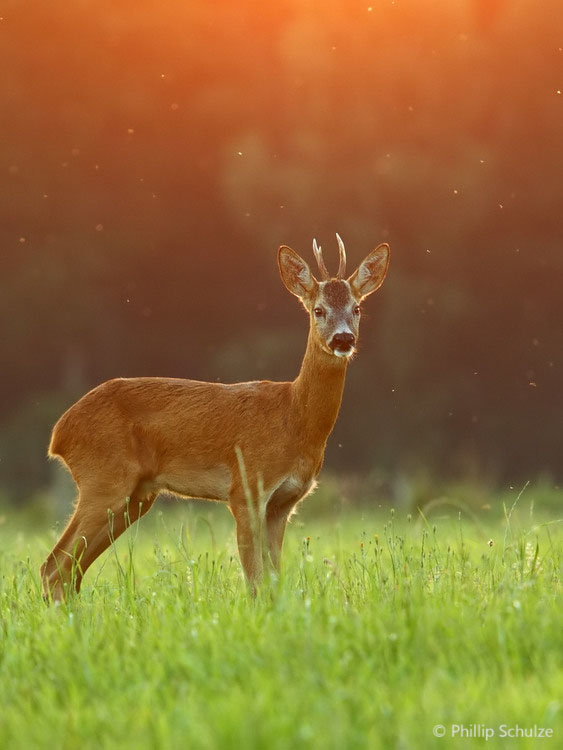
330;332;355;352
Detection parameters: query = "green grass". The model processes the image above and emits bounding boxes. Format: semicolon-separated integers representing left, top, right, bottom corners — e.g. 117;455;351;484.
0;492;561;749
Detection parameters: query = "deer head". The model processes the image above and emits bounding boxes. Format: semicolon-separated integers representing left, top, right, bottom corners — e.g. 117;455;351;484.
278;234;390;359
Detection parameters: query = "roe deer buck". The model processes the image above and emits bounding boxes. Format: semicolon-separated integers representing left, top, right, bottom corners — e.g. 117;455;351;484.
41;235;390;600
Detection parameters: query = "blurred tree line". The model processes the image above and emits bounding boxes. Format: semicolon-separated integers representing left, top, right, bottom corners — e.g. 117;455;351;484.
1;0;562;502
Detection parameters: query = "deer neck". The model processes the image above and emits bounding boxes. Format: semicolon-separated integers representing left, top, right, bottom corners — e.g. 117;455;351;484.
291;329;348;445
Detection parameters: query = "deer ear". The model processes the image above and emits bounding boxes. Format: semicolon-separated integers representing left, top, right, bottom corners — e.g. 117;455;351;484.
278;246;317;300
348;243;390;299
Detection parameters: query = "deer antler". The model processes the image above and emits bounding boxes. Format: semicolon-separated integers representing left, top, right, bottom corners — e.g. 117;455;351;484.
312;239;330;280
336;233;346;279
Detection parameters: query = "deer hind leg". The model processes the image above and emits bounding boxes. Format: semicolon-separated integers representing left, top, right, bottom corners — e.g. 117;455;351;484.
40;508;82;596
72;490;157;590
41;482;156;601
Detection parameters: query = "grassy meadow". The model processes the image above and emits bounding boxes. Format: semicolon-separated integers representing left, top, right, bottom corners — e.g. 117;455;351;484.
0;483;561;749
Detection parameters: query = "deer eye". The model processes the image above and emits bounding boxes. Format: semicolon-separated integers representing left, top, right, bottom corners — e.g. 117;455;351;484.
313;307;324;317
353;306;361;315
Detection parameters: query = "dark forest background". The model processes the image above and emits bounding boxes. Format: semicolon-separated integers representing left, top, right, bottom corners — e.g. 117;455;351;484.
1;0;563;504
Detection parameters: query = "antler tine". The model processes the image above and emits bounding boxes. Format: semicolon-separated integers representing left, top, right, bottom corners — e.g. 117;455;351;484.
335;233;346;278
312;238;330;280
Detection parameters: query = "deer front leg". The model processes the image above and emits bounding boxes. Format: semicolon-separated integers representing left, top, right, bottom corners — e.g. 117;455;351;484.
229;499;264;593
264;477;317;574
265;504;291;573
265;494;304;573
